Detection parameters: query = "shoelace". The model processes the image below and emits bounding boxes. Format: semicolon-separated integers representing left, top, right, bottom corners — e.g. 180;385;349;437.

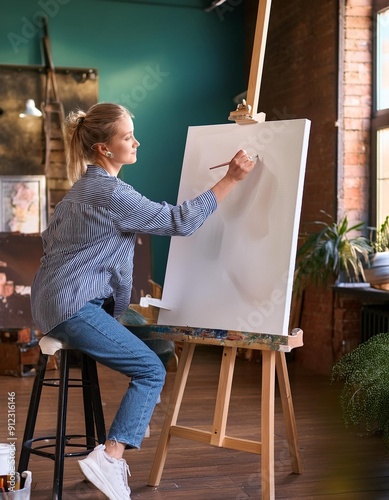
118;459;131;495
109;458;131;497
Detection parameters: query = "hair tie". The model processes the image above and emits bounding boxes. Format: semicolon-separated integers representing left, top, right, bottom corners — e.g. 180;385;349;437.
77;116;85;125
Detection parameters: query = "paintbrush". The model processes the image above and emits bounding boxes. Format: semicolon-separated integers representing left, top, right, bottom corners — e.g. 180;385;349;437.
209;154;258;170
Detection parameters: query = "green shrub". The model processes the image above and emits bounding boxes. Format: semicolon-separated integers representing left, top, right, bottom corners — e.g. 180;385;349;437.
331;332;389;447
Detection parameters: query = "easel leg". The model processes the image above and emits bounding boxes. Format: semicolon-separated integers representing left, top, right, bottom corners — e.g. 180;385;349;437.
261;350;275;500
211;346;237;446
276;351;303;473
148;342;196;487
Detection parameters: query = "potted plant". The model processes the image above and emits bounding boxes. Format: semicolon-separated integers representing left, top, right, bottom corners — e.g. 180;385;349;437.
364;215;389;290
294;211;372;294
331;331;389;448
372;215;389;253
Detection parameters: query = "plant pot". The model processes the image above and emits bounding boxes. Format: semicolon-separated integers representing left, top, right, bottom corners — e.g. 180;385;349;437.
364;252;389;290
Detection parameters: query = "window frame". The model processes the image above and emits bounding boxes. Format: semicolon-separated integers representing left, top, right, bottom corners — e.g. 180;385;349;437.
371;0;389;225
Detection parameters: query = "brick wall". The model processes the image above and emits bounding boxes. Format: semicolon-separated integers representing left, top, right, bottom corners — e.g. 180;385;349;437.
333;295;363;360
332;0;373;370
340;0;372;227
244;0;372;374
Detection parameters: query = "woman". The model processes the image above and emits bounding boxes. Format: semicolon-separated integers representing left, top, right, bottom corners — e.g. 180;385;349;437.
31;102;256;500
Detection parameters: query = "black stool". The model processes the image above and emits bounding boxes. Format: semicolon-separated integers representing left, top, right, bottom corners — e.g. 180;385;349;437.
18;335;106;500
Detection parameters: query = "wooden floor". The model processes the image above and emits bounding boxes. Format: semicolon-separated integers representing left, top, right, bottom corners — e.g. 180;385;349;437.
1;345;389;499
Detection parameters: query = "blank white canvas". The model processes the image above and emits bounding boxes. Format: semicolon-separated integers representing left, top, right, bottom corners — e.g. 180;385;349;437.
158;119;311;335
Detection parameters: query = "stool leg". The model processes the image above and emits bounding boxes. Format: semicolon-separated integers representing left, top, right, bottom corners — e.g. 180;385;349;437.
52;350;70;500
84;355;106;445
18;352;48;474
81;354;97;448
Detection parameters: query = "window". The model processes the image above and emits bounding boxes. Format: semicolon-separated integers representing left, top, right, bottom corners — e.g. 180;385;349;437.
372;0;389;226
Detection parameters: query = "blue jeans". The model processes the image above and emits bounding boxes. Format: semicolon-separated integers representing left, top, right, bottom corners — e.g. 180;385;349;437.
47;298;166;449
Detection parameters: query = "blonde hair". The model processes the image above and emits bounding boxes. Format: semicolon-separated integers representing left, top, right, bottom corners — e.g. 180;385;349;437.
64;102;132;185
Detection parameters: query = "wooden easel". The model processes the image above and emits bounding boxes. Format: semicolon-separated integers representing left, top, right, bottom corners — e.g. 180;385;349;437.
146;328;303;499
228;0;272;124
146;1;304;498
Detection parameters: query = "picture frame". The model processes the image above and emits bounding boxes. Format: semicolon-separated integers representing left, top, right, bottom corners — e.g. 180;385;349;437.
0;175;47;234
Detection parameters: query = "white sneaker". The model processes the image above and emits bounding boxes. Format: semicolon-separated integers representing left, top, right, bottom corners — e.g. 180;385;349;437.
78;444;131;499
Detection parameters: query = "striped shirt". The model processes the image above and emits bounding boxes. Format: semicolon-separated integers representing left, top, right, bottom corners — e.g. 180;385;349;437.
31;165;217;333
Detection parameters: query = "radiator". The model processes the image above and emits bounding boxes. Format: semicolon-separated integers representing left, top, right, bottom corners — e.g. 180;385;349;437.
361;305;389;343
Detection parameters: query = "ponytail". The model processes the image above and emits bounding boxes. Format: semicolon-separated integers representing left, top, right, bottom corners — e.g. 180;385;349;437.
64;111;87;185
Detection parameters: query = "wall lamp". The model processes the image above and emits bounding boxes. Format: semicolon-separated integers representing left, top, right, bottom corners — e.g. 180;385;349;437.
19;99;42;118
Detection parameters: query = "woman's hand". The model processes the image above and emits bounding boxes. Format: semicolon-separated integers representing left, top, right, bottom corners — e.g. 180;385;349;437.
226;149;257;182
211;149;257;203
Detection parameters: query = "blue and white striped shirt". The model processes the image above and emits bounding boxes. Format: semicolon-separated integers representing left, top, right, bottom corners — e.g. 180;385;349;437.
31;166;217;333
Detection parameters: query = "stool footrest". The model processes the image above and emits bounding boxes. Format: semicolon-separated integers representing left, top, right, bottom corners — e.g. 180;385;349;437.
22;435;98;460
41;377;99;389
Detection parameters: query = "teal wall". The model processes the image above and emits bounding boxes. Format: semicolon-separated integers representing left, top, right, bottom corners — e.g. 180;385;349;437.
0;0;245;286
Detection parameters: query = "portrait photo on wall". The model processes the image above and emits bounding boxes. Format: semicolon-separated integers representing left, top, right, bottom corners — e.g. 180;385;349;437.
0;175;46;234
0;233;43;329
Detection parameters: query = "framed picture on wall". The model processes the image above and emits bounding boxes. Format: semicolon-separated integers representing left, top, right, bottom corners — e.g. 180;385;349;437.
0;175;47;234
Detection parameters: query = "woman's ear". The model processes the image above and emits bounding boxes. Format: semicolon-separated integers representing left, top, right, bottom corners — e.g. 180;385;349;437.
92;143;107;156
